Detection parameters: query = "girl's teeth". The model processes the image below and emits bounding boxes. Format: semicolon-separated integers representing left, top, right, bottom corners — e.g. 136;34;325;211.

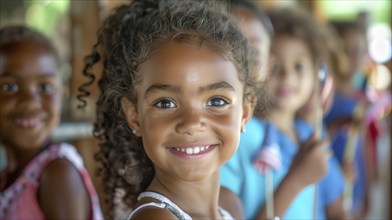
193;147;200;154
186;148;193;154
15;118;40;128
174;146;210;155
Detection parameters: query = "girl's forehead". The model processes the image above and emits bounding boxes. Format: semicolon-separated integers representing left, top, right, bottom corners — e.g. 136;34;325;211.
272;35;311;54
0;41;59;78
146;41;232;70
138;42;242;89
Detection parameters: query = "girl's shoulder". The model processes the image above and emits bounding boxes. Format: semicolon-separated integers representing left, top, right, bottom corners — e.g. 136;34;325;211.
0;143;99;219
128;200;235;220
128;191;191;220
37;157;92;219
23;143;84;180
38;143;103;219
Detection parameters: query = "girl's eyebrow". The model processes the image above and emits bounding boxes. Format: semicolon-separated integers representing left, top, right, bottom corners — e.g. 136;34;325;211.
145;84;181;97
199;81;236;93
144;81;236;97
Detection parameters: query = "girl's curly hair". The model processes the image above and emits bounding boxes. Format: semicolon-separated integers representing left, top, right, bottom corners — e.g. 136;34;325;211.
78;0;260;216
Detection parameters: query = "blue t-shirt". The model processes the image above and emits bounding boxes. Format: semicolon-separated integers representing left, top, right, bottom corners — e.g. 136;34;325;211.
318;155;345;219
220;117;316;219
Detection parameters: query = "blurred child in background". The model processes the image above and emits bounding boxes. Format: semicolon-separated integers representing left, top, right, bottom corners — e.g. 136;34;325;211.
0;25;103;220
326;19;375;218
263;7;347;219
220;3;346;219
219;1;274;218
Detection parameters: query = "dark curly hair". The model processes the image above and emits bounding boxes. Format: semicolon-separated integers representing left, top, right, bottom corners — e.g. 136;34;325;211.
78;0;260;217
266;7;326;69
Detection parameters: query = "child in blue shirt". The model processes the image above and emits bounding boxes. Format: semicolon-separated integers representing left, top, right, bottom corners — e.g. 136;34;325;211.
221;6;347;220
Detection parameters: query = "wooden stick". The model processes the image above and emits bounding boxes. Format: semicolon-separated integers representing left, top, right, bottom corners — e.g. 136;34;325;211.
343;126;359;212
266;168;274;219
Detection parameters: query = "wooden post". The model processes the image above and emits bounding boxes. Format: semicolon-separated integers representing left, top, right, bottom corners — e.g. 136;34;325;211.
69;0;106;217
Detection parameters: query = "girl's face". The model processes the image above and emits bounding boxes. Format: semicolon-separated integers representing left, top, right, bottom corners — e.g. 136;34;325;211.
0;40;62;151
232;7;271;82
266;35;315;113
121;42;252;182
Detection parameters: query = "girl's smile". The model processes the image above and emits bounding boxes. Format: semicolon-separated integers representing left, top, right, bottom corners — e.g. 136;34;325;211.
168;144;218;159
276;86;296;98
13;113;45;129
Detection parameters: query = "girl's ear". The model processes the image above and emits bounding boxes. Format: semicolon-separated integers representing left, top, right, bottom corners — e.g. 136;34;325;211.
241;96;254;132
120;97;141;137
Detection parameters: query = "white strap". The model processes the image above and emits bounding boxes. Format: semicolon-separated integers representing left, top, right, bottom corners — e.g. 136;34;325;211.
137;191;192;219
127;202;166;220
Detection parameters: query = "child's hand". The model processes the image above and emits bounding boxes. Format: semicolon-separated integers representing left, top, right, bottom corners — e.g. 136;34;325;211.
287;134;331;189
341;161;356;184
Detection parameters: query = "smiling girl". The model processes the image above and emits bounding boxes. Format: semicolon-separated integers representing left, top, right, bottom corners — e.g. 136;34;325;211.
78;0;259;219
0;26;102;220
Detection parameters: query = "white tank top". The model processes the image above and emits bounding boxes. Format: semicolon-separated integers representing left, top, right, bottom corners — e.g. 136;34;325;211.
127;191;234;220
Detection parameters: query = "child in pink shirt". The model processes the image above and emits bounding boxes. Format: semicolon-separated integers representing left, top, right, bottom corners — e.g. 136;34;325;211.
0;25;103;220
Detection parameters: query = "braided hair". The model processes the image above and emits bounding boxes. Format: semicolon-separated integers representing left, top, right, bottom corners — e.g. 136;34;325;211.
78;0;260;216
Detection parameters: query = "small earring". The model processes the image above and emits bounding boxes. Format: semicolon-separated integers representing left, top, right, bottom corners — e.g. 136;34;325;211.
118;169;125;176
241;127;246;133
132;129;136;134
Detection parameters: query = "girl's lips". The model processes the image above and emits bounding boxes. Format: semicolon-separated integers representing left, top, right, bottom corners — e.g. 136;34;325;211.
14;117;42;129
169;144;217;159
276;87;295;98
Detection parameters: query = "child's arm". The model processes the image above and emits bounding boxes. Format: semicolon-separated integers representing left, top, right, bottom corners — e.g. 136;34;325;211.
256;136;330;219
38;159;91;219
325;196;351;219
219;187;245;219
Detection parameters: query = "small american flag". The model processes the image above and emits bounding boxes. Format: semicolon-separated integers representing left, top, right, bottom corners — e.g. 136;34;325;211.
253;124;282;174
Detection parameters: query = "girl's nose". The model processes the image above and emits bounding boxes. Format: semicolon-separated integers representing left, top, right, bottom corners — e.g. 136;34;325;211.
19;87;41;108
277;66;294;82
175;108;207;136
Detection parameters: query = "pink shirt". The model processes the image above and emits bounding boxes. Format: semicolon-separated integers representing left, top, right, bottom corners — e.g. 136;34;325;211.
0;143;104;220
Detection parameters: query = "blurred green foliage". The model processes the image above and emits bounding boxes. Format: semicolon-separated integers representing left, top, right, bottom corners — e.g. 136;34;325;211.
319;0;391;24
24;0;69;36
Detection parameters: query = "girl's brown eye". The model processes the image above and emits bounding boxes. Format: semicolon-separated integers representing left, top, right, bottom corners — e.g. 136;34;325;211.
207;97;229;107
1;83;19;93
294;63;304;72
154;98;176;109
38;83;54;93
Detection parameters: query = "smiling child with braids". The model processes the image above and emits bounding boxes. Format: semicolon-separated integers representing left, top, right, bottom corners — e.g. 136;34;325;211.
78;0;262;219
